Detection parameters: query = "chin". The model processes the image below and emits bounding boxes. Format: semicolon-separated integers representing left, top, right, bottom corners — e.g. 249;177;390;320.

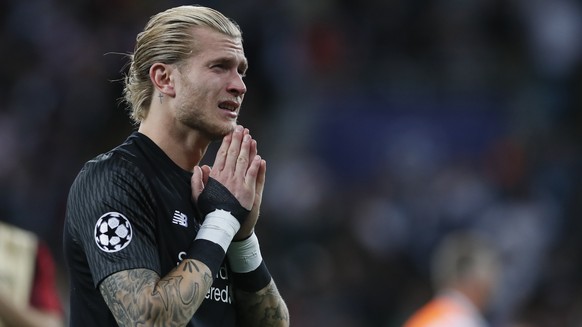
206;123;237;141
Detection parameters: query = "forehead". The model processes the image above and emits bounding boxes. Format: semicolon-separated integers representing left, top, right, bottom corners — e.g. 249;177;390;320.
189;27;246;63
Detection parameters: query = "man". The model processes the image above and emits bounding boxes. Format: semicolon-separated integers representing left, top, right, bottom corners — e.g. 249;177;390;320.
0;221;63;327
402;231;501;327
64;5;289;327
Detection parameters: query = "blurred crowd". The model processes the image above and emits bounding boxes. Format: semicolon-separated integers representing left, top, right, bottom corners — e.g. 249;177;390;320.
1;0;581;326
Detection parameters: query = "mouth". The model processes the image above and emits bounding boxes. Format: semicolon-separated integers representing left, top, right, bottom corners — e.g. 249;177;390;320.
218;100;240;119
218;100;239;112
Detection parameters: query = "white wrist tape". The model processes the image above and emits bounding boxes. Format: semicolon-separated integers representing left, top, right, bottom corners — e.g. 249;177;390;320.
195;209;240;252
227;233;263;273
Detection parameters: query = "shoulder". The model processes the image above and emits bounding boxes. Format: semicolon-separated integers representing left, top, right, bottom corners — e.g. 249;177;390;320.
66;136;157;221
82;151;142;182
71;140;150;194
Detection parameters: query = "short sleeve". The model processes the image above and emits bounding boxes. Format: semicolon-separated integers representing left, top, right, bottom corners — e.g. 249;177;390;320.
66;154;160;287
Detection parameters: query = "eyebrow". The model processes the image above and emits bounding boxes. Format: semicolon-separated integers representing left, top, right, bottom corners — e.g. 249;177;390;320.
209;56;248;73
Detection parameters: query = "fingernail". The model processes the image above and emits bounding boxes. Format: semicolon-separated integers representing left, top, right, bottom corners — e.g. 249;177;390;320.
243;134;250;142
235;125;243;132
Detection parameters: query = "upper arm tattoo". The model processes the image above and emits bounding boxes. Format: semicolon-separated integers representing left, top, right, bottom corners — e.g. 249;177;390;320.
99;263;213;326
234;280;290;327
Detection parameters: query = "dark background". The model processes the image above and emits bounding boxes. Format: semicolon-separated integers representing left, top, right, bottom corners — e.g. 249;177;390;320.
1;0;581;326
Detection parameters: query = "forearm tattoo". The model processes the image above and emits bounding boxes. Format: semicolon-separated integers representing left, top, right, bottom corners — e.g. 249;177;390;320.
234;280;290;327
99;261;213;326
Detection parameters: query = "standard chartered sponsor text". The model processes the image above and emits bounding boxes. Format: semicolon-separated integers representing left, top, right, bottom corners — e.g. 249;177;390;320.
177;251;232;303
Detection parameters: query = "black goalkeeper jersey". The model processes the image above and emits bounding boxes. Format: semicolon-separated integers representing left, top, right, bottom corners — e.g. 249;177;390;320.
64;132;237;327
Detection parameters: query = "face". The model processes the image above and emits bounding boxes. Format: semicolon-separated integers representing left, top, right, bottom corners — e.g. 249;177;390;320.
172;27;247;140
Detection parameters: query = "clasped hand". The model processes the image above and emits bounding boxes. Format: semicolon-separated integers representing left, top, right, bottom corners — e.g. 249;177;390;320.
191;125;266;240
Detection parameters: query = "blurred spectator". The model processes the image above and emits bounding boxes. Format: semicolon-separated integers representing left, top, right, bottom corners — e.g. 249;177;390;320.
402;231;501;327
0;221;63;327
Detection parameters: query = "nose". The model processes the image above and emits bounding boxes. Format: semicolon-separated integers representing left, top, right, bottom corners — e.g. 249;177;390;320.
227;72;247;97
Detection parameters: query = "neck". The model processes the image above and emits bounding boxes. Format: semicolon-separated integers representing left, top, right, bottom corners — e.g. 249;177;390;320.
138;111;210;172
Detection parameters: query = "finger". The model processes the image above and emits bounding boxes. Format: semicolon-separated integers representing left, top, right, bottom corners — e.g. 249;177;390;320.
191;166;204;201
245;155;262;186
256;159;267;196
223;125;244;173
201;165;211;185
213;132;233;172
249;139;258;164
251;159;267;212
241;128;252;167
235;133;252;176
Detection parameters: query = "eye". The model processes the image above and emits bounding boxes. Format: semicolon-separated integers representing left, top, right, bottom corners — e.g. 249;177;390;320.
211;64;226;70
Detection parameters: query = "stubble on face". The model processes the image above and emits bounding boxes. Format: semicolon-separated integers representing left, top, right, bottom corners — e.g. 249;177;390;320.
174;75;236;141
172;30;245;141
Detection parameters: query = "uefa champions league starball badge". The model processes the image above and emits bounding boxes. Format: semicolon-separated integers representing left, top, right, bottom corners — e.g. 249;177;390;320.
94;212;133;252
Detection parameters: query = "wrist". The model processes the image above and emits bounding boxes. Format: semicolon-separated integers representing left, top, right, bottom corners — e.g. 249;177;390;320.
228;233;272;292
197;177;250;223
187;209;240;276
227;233;262;273
233;228;254;242
196;209;240;252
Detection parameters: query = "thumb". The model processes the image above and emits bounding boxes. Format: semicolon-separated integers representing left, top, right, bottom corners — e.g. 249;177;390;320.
201;165;211;185
191;166;205;201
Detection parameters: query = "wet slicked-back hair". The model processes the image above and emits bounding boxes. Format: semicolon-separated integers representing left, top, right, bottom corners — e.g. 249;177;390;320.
123;5;242;124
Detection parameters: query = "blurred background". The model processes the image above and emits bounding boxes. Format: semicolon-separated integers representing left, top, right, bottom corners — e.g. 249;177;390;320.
1;0;581;326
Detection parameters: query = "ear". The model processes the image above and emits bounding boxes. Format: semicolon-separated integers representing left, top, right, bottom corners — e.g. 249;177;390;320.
149;63;176;97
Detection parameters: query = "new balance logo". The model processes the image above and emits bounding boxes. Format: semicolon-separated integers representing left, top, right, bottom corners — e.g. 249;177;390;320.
172;210;188;227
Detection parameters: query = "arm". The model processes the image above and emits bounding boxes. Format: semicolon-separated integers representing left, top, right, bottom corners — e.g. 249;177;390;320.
193;126;289;326
226;129;289;326
99;176;244;326
99;260;212;327
100;126;260;326
227;234;289;327
234;279;289;327
0;242;64;327
0;296;63;327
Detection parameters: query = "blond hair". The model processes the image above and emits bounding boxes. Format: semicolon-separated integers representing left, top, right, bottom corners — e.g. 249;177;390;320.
123;5;242;124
